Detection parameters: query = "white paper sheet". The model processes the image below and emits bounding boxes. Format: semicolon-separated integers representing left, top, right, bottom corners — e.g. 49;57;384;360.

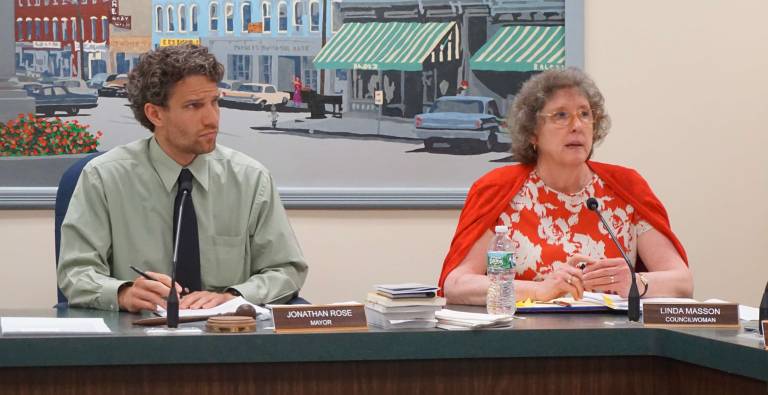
1;317;111;334
582;292;628;309
155;296;271;320
435;309;514;330
737;305;759;321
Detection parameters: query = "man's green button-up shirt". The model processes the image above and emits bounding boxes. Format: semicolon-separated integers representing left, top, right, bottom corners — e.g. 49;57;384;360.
57;137;308;311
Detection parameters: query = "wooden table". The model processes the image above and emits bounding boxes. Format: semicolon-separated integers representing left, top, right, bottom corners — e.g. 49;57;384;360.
1;307;765;394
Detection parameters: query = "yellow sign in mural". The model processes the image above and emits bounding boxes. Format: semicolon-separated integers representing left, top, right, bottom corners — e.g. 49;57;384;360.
159;38;201;47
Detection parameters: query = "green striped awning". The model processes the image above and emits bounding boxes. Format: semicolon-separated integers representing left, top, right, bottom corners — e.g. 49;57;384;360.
314;22;455;71
470;25;565;72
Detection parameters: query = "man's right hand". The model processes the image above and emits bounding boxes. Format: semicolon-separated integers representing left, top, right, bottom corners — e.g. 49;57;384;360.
117;272;182;313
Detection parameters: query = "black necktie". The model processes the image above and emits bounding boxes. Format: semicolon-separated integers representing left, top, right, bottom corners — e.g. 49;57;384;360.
173;169;202;292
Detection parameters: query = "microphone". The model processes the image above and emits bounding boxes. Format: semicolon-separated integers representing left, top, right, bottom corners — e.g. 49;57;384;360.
759;280;768;335
586;197;641;322
167;177;193;328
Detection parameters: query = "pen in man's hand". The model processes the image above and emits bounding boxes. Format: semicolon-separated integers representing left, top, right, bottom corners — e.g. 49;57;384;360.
129;265;156;281
129;265;190;296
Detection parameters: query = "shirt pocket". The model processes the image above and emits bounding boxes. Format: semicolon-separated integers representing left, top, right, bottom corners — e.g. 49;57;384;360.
199;234;247;288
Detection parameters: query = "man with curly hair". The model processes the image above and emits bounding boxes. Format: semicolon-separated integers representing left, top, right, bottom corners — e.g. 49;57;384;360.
57;44;308;312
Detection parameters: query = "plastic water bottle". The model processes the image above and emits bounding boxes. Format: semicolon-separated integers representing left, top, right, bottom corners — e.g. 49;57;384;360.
487;225;516;316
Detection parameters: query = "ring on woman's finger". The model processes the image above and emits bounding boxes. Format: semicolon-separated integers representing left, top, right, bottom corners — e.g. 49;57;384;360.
610;276;615;284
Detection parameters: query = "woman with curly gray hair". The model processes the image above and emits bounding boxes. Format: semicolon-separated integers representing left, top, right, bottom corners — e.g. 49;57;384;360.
438;68;692;308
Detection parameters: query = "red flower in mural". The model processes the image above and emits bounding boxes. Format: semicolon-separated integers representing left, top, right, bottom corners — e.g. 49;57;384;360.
1;114;102;157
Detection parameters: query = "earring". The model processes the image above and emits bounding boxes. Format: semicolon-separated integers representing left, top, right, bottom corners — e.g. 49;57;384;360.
532;144;537;152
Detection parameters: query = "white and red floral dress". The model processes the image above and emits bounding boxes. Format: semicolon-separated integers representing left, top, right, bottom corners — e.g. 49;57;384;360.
495;171;652;281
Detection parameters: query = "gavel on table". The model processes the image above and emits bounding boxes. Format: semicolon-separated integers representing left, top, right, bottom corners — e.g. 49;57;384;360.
132;304;258;326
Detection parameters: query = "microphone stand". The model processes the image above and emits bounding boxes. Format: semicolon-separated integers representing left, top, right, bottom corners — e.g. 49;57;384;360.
587;198;641;322
167;190;189;329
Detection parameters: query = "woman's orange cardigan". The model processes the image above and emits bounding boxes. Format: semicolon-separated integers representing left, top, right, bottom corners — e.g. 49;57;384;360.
437;162;688;296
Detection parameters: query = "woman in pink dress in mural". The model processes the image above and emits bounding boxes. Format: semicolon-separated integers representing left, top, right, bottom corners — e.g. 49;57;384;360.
292;76;303;106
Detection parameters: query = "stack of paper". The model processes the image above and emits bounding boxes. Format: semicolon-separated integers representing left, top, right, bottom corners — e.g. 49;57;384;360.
156;296;272;320
435;309;514;330
569;293;707;310
365;287;445;329
512;292;629;312
375;283;439;299
581;292;628;309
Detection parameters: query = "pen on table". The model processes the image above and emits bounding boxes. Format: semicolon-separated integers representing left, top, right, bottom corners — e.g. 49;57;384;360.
129;265;190;296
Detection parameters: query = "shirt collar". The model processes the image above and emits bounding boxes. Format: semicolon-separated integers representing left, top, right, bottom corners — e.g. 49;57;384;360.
149;137;210;193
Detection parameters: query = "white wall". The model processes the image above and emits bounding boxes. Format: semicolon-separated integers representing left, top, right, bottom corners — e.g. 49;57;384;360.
0;209;458;308
1;0;767;309
0;211;58;308
584;0;768;306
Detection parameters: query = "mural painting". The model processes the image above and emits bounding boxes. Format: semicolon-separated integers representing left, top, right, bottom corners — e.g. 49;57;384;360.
1;0;571;205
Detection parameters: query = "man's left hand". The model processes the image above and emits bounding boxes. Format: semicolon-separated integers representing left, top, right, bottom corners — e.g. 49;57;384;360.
179;291;236;309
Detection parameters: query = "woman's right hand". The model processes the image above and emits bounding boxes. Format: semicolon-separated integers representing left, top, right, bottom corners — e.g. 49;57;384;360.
533;255;595;301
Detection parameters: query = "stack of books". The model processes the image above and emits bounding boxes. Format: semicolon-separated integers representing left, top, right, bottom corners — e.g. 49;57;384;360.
365;283;445;329
373;283;439;299
434;309;514;330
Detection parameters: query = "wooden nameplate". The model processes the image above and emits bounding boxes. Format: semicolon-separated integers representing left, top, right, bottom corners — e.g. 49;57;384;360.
643;303;738;328
271;304;368;334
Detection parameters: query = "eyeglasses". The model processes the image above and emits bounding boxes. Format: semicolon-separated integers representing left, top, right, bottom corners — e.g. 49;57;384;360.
538;109;595;127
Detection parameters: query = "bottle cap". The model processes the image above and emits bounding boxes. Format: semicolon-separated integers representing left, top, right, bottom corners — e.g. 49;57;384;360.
494;225;509;234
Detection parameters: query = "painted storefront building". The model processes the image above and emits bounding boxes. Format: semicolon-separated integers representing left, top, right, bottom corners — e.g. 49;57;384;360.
314;0;565;118
15;0;114;79
109;0;153;74
152;0;342;94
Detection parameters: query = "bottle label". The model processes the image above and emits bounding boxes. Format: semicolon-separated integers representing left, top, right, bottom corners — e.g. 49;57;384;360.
487;251;513;271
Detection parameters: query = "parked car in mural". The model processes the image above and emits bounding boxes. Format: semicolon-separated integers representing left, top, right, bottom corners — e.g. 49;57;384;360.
20;83;44;93
97;74;128;97
50;78;98;96
414;96;510;152
217;80;243;97
86;73;110;89
220;83;290;110
8;76;43;93
217;80;243;108
29;86;98;116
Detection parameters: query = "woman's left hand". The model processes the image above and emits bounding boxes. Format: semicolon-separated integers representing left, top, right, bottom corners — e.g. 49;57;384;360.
581;258;633;297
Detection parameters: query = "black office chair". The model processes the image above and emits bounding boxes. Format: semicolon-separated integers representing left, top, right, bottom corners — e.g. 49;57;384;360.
286;294;310;305
54;151;309;307
54;151;105;308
